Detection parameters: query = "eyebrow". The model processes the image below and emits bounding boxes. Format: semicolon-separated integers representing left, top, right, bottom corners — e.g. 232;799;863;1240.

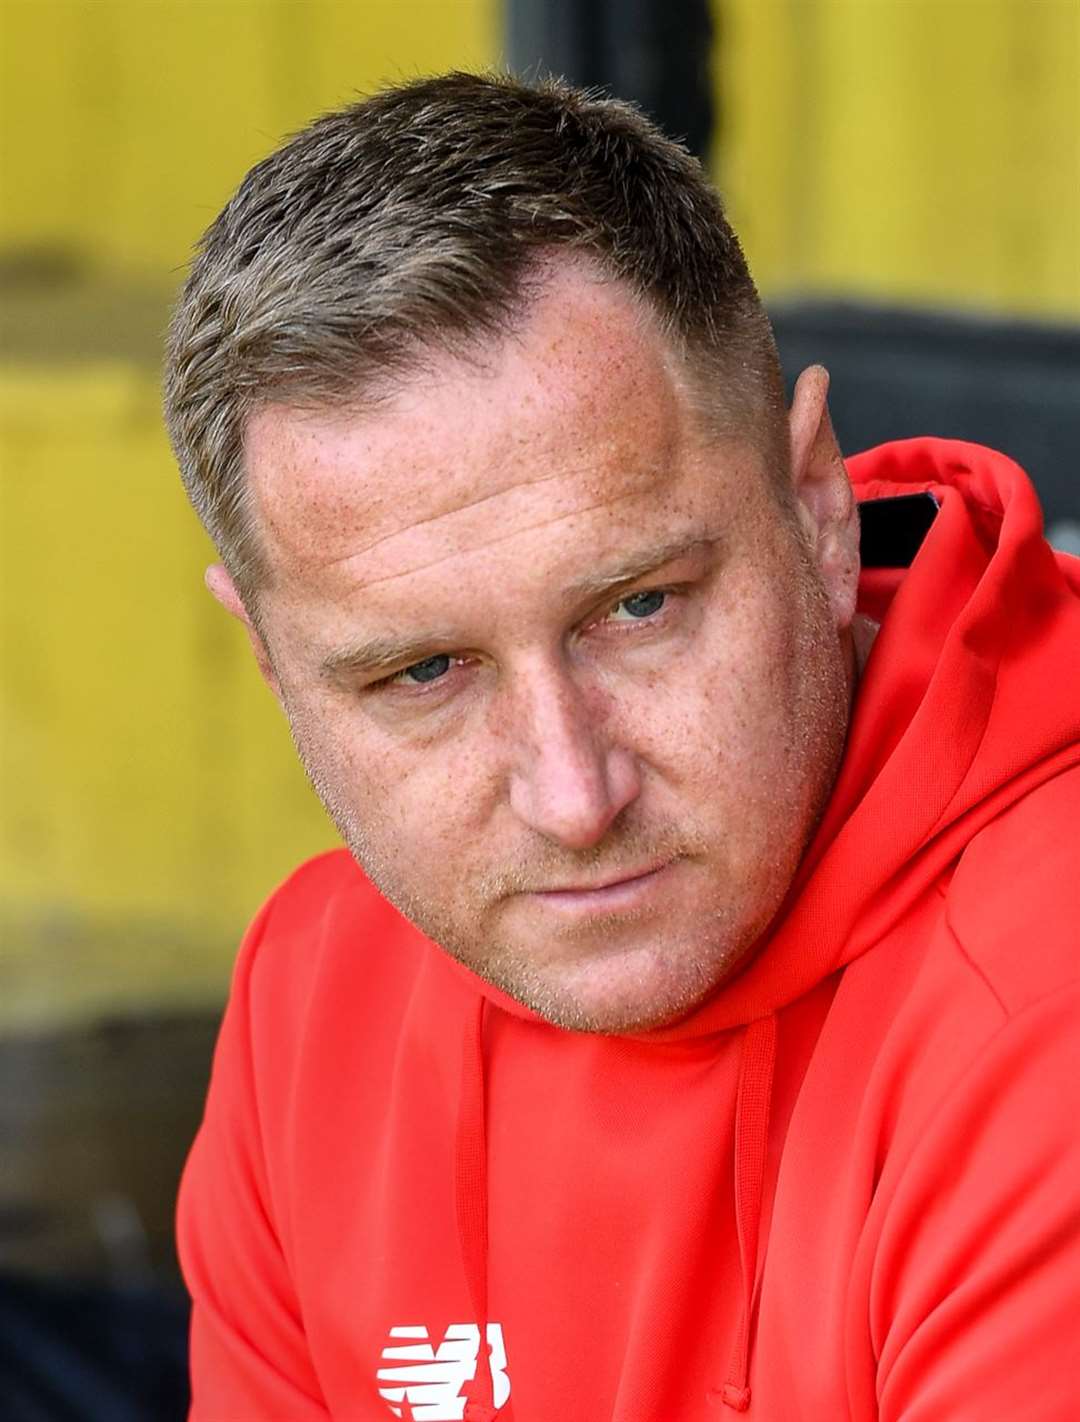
569;534;714;599
319;533;715;683
320;630;459;682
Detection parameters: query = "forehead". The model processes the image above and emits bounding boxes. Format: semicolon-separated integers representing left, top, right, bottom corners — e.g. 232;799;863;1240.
243;265;753;605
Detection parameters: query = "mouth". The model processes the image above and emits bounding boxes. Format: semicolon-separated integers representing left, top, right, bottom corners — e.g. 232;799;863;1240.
527;860;677;915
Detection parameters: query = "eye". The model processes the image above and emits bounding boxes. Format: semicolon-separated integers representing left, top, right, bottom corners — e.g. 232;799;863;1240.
390;653;452;686
607;588;668;621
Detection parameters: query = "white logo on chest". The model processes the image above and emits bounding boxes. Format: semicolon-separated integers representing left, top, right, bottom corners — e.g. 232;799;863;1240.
377;1323;511;1420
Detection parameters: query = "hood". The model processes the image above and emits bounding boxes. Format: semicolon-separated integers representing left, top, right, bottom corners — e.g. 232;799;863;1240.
667;435;1080;1036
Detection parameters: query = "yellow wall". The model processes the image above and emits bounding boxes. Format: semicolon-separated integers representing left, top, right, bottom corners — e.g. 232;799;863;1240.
0;1;499;1027
1;0;1077;1028
1;0;498;274
719;0;1080;316
0;365;334;1023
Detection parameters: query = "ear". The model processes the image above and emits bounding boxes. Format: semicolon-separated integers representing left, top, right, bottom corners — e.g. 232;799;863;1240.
205;563;283;699
787;366;859;631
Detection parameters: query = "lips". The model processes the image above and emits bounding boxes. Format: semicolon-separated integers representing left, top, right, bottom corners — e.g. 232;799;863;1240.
535;862;670;896
523;861;679;918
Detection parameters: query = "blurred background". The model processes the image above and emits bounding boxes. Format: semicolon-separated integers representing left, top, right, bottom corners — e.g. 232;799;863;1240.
0;1;1077;1416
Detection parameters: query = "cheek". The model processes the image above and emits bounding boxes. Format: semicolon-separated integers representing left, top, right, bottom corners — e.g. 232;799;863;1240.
652;583;834;814
281;693;389;843
654;599;794;758
291;695;491;872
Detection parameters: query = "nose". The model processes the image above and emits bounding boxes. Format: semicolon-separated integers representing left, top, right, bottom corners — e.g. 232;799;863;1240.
505;666;641;850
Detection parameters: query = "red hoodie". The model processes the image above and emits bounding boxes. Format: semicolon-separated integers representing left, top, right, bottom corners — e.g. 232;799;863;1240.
179;439;1080;1421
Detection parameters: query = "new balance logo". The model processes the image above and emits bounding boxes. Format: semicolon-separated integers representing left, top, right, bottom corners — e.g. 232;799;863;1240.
377;1323;511;1420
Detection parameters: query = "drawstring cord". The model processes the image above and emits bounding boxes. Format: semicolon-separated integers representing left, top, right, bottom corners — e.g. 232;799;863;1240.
455;994;776;1418
719;1014;778;1413
455;995;506;1422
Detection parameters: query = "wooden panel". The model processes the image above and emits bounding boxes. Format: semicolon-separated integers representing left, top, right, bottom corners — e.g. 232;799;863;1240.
716;0;1080;315
0;364;336;1024
0;1;499;1028
0;0;500;273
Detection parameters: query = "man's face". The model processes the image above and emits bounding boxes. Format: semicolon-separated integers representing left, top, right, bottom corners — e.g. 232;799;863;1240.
239;265;854;1033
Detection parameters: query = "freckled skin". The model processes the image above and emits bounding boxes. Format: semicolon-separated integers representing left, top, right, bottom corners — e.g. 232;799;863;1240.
240;264;856;1034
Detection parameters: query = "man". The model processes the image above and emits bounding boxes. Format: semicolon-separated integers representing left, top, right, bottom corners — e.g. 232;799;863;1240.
165;73;1080;1421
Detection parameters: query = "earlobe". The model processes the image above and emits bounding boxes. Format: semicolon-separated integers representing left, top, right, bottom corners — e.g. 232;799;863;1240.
787;367;860;631
204;563;283;699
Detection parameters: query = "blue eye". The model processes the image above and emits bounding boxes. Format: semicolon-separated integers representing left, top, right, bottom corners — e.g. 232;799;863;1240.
395;654;452;685
614;589;667;619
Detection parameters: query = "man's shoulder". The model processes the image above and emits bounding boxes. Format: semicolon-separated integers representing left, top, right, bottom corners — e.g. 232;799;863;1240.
237;847;428;1005
258;845;367;925
944;762;1080;1017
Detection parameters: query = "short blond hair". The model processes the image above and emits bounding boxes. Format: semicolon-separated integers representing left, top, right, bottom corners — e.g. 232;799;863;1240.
164;71;785;596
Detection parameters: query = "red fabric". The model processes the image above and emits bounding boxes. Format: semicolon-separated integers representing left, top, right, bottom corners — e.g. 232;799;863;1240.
179;440;1080;1420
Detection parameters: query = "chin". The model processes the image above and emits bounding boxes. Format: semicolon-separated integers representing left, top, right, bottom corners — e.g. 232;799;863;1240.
477;935;748;1035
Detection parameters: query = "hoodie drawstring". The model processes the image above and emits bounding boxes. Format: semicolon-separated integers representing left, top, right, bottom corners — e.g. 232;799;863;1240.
456;995;506;1421
718;1014;778;1413
455;996;777;1418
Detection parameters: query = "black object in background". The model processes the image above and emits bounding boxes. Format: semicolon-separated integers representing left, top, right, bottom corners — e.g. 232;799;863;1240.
0;1014;218;1421
506;0;715;159
770;300;1080;536
0;1273;189;1422
859;492;941;569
